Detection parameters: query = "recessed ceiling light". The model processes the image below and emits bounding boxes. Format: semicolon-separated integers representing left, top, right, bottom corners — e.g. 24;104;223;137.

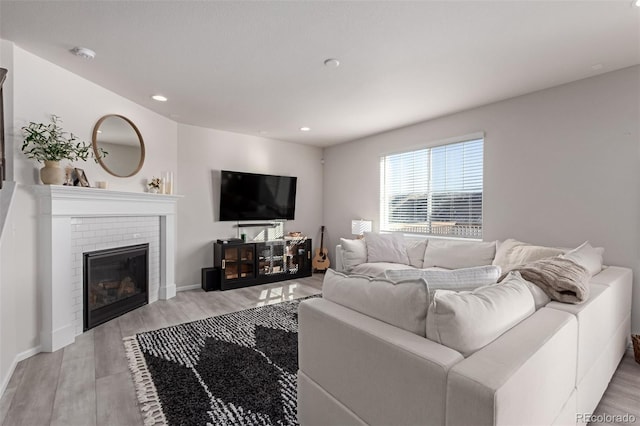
300;127;311;132
151;95;168;102
635;0;640;7
69;46;96;60
323;58;340;68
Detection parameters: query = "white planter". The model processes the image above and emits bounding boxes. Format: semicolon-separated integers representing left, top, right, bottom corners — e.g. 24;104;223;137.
40;160;65;185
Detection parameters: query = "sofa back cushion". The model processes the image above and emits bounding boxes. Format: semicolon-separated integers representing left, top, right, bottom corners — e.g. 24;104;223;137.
364;232;410;264
426;273;535;357
385;265;501;302
406;239;428;268
322;269;429;336
423;239;496;269
493;239;564;273
559;241;604;277
339;238;367;273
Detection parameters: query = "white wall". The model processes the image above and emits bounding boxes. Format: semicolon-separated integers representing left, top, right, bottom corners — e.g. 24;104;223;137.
0;40;178;394
176;124;324;287
12;48;177;190
324;66;640;333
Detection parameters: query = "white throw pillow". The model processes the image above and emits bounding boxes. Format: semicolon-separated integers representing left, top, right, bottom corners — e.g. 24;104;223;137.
560;241;604;277
493;239;564;273
322;269;429;336
507;271;551;310
426;274;535;357
339;238;367;272
406;239;428;268
364;232;410;264
385;265;501;302
422;239;496;269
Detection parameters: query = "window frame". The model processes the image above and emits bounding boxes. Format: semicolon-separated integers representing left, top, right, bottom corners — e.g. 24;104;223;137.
379;132;485;240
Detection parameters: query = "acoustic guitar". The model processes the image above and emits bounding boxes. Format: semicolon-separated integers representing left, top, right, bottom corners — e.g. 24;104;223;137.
312;226;330;272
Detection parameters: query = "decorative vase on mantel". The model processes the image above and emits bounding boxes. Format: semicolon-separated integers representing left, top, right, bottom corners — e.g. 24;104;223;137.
40;160;65;185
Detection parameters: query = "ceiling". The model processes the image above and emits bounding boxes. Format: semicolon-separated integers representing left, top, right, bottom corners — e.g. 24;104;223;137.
1;1;639;147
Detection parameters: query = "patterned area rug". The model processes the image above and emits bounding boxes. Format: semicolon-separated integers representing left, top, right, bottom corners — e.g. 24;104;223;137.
124;295;319;426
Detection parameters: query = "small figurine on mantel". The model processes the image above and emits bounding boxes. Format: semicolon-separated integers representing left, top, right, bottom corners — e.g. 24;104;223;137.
147;177;161;194
63;164;74;186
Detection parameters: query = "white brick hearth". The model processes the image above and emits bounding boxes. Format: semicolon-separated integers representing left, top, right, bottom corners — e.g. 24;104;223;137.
33;185;180;352
70;216;160;336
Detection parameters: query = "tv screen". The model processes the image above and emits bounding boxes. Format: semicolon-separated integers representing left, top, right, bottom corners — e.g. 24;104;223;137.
219;170;297;221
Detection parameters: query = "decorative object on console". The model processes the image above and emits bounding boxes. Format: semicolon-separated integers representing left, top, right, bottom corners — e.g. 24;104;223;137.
147;177;161;193
95;181;108;189
351;219;372;238
21;115;106;185
123;295;319;425
92;114;145;178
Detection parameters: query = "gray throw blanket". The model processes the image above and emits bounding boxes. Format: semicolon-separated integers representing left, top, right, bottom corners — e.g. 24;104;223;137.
506;257;590;304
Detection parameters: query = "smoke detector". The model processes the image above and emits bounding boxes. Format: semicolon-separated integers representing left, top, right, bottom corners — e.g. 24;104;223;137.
70;47;96;60
323;58;340;68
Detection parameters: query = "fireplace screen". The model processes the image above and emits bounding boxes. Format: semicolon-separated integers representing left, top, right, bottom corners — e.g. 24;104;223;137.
83;244;149;331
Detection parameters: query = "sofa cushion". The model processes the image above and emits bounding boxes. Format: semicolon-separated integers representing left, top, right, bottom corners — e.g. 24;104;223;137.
422;239;496;269
426;273;535;357
406;239;428;268
364;232;410;264
322;269;429;336
559;241;604;277
385;265;501;302
493;239;564;273
517;273;552;310
339;238;367;273
351;262;415;278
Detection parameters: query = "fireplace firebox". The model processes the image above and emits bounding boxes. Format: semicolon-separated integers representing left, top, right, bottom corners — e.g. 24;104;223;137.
83;243;149;331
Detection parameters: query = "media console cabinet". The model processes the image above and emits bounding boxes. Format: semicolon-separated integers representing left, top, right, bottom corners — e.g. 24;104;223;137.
213;238;312;290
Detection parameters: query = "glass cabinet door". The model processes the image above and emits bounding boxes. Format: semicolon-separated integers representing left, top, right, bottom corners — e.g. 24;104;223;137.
223;245;254;280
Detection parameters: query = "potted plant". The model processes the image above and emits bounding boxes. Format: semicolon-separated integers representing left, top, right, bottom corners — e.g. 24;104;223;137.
21;115;105;185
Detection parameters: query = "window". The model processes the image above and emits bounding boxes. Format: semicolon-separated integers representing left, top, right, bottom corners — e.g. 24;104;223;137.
380;137;483;239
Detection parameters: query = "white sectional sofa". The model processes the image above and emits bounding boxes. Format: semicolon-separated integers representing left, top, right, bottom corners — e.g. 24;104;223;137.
297;236;632;426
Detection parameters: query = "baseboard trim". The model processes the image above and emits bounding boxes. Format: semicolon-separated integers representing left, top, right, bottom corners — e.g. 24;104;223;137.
176;284;201;292
0;345;42;398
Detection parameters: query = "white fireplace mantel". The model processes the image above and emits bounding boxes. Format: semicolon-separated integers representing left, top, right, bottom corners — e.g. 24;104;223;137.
33;185;181;352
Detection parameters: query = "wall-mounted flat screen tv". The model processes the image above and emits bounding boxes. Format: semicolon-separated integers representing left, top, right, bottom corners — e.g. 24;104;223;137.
219;170;297;221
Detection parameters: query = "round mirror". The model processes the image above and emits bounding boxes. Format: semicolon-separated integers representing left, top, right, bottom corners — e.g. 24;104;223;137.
92;115;145;177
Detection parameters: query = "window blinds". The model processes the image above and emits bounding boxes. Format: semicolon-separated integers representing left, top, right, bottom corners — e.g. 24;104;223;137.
380;138;483;239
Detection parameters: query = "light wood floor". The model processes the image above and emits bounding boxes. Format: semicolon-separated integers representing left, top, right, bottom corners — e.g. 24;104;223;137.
0;274;637;426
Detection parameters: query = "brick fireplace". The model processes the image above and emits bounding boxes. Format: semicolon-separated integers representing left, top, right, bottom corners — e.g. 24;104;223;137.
33;185;180;352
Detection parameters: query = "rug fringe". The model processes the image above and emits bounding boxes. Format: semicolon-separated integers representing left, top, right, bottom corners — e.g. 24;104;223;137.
124;335;168;426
